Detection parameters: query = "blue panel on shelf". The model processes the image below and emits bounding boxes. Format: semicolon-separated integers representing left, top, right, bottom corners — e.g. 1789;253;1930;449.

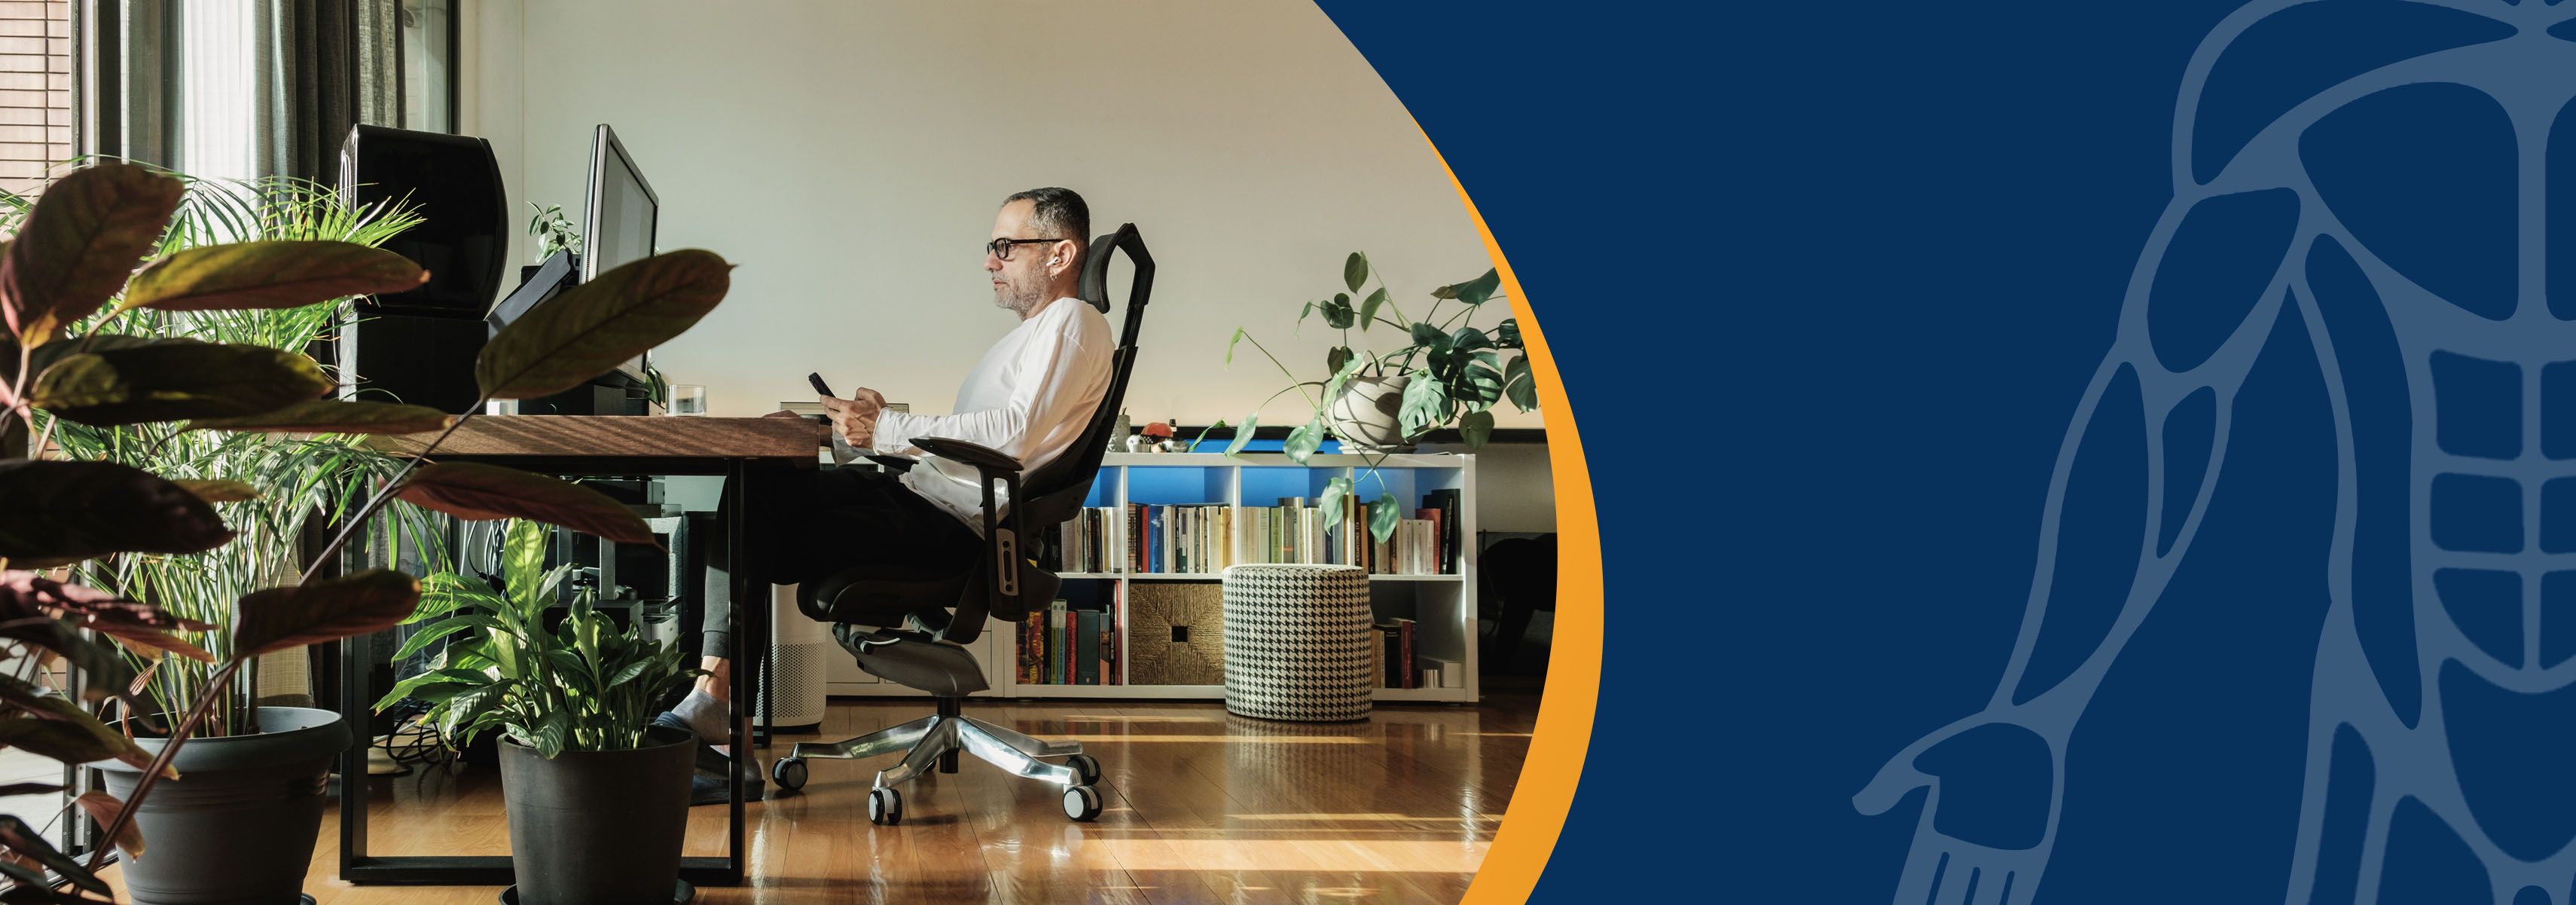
1126;466;1226;506
1354;466;1422;508
1241;466;1319;506
1178;438;1342;454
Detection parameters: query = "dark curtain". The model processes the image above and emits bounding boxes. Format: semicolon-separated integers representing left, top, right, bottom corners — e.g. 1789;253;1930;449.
272;0;359;185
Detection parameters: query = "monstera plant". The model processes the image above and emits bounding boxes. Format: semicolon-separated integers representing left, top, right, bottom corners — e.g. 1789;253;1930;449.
0;161;731;903
1218;252;1537;540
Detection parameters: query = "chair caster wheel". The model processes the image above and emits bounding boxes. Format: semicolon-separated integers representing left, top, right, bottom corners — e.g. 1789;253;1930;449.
868;787;902;826
771;757;807;793
1066;754;1102;785
1062;784;1102;821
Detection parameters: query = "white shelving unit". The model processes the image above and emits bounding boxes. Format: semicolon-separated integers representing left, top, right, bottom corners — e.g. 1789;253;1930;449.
824;452;1479;704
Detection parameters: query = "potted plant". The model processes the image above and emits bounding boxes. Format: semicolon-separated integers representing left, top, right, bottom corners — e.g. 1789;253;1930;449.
0;160;733;904
1215;252;1539;538
381;519;699;905
527;202;583;262
43;169;456;905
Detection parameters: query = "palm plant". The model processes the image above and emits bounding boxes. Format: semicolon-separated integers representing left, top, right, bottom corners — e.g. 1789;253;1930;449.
31;172;450;737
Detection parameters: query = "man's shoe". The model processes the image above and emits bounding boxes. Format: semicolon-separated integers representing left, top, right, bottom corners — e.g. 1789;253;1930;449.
689;760;766;806
659;713;765;806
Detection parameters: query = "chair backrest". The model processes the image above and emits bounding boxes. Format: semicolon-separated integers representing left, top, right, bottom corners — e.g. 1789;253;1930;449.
1015;223;1152;530
808;225;1152;643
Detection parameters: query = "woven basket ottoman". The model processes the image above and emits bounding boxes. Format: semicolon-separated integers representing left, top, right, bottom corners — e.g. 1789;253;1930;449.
1221;563;1374;722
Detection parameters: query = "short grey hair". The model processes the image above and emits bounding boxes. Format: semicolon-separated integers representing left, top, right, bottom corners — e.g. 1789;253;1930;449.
1005;187;1090;264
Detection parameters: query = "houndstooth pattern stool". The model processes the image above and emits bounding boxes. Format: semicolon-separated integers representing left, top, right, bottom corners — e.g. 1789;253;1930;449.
1221;564;1374;722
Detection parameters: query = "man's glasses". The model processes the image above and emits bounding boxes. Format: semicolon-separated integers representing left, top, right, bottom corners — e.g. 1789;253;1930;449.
987;237;1067;261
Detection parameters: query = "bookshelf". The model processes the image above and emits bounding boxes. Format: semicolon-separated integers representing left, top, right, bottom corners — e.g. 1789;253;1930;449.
823;453;1479;704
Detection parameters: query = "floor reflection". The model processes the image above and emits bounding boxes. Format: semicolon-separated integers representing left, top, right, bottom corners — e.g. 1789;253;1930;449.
193;693;1539;904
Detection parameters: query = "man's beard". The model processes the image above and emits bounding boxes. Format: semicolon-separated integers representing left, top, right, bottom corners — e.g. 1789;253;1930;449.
995;274;1049;313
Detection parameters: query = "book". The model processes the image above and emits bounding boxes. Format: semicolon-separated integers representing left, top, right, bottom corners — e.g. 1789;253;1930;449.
1099;607;1117;685
1418;507;1443;573
1422;488;1462;573
1046;601;1069;683
1377;621;1401;688
1369;625;1384;688
1419;656;1461;689
1374;618;1418;688
1076;610;1100;685
1021;607;1039;683
1396;617;1415;689
1127;505;1146;572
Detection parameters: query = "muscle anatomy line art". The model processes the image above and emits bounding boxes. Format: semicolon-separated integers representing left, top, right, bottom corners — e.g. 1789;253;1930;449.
1857;2;2576;902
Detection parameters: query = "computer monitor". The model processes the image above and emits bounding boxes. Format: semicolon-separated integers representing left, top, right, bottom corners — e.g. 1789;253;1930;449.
583;124;658;381
584;124;658;283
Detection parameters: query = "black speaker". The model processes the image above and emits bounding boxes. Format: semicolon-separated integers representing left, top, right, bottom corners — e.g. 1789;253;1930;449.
334;125;510;412
335;311;487;413
339;124;508;317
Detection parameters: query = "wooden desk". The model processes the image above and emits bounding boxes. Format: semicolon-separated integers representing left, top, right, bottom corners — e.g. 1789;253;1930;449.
341;415;819;890
365;413;822;463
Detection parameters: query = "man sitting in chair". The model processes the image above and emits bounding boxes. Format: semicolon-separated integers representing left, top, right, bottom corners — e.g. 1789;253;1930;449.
657;187;1113;803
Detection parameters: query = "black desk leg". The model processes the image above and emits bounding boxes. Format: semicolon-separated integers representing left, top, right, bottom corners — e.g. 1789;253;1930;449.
336;634;366;879
724;460;749;885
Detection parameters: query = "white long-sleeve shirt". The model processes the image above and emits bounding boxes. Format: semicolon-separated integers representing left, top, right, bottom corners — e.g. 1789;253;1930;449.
869;296;1113;528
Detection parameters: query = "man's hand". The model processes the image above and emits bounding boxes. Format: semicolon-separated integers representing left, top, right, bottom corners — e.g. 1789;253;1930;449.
819;390;884;450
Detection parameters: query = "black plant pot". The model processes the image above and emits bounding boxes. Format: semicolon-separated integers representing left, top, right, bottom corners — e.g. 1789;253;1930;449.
499;725;693;905
94;706;349;905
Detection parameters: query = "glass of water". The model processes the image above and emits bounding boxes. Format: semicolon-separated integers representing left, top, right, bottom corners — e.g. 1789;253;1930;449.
668;384;707;416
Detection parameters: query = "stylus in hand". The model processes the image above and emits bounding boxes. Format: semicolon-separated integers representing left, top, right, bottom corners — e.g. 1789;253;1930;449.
807;372;835;398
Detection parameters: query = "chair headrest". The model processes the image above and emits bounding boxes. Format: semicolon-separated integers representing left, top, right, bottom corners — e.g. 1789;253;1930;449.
1077;223;1150;313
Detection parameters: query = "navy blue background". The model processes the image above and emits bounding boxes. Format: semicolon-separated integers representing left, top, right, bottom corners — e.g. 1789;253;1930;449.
1314;2;2322;900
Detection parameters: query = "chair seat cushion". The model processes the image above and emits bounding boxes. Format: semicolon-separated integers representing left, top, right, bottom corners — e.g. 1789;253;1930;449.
831;624;989;696
797;564;972;627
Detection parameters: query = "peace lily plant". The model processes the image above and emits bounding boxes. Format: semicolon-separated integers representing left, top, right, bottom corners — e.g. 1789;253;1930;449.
1218;252;1537;540
383;519;699;757
0;161;733;903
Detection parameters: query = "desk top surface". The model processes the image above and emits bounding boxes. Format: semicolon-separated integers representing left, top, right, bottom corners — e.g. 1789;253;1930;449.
368;415;822;461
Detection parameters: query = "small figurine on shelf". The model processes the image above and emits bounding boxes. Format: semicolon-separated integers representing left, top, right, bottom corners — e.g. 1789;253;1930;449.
1109;409;1132;453
1139;421;1176;453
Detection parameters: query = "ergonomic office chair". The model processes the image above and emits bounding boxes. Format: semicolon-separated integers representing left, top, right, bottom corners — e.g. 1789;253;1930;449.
766;225;1152;825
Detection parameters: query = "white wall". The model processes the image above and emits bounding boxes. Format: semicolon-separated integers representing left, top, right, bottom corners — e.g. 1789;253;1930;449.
469;0;1552;530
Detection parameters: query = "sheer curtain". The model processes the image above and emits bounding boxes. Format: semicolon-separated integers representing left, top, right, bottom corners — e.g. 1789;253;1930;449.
111;0;396;185
98;0;401;708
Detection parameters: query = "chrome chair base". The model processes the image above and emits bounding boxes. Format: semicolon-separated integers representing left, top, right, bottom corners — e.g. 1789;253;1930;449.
768;704;1104;824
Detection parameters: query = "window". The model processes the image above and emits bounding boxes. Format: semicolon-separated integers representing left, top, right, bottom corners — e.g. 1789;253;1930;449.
398;0;452;133
0;1;72;197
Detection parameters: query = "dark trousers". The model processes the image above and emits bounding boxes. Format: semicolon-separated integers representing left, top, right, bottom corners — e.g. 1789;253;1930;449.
698;465;981;659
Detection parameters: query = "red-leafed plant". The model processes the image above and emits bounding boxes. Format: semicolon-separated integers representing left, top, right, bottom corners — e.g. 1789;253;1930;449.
0;161;732;901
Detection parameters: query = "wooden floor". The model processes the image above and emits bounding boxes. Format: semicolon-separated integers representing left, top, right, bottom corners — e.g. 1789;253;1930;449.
106;693;1537;905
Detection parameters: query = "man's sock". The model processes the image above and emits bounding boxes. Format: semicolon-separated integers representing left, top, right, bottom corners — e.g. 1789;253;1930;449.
671;689;730;745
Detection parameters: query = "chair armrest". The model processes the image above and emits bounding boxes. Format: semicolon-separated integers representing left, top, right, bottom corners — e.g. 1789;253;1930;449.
912;436;1024;475
905;436;1033;644
865;454;917;472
